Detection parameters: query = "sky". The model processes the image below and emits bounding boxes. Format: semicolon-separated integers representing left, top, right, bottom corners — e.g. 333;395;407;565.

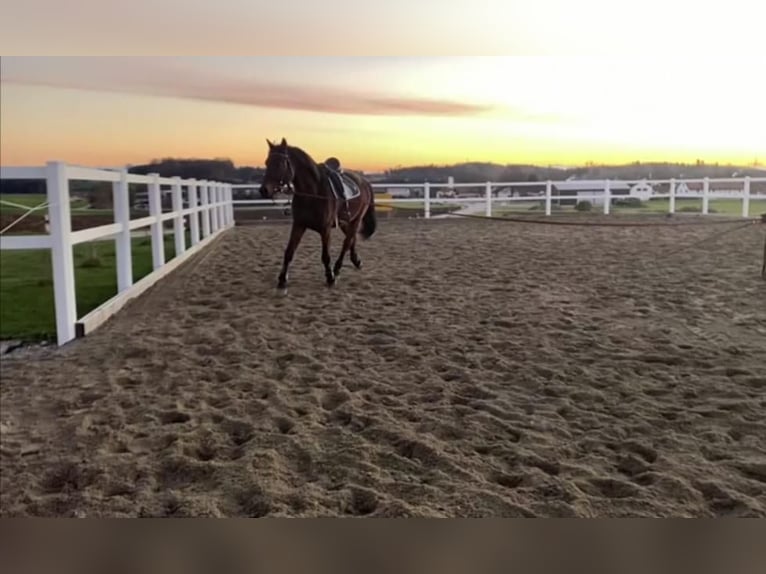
1;2;765;171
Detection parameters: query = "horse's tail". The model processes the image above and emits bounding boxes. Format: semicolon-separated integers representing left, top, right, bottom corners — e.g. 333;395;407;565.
359;184;377;240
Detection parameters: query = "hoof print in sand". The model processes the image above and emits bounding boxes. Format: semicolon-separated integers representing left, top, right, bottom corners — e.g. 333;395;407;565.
237;484;271;518
490;472;524;489
157;456;215;490
733;460;766;484
220;418;255;446
694;480;751;515
159;410;191;425
41;461;99;494
274;416;296;434
584;477;641;499
622;441;658;464
616;454;652;477
321;389;350;411
190;435;218;462
345;486;378;515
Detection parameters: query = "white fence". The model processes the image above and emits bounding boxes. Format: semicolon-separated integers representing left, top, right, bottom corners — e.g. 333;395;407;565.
2;168;763;346
0;162;234;346
230;176;766;219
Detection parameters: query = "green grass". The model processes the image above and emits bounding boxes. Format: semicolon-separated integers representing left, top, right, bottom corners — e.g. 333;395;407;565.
0;192;117;217
0;194;49;208
611;198;766;216
492;198;766;217
0;193;92;214
379;201;427;209
0;234;185;341
378;201;464;211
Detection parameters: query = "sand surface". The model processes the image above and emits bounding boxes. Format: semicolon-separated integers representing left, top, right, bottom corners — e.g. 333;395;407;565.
1;218;765;517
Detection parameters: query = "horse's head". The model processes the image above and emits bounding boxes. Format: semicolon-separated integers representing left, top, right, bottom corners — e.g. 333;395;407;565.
259;138;295;199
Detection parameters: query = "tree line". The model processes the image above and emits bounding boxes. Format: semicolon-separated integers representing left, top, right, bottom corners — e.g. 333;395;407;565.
1;157;761;196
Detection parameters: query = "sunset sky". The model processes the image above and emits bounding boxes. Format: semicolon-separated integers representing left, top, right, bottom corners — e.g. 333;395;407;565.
2;12;765;172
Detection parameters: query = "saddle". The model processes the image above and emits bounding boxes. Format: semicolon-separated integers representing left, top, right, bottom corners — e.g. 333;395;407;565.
323;157;361;201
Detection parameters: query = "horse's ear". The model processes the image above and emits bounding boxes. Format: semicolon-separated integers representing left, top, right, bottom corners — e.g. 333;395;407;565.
267;139;274;148
280;137;287;146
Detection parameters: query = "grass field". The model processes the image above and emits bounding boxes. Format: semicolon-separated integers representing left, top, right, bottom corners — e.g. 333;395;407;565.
0;235;182;340
493;198;766;217
0;194;89;213
0;194;50;209
0;193;114;217
614;198;766;216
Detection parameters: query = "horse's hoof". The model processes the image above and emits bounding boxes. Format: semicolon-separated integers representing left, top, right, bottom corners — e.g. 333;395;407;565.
352;260;362;270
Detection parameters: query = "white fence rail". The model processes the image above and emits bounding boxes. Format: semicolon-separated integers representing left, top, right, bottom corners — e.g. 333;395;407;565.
3;168;763;346
230;177;766;219
0;162;235;346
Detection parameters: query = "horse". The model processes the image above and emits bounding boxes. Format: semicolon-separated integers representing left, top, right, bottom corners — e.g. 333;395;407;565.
258;138;377;291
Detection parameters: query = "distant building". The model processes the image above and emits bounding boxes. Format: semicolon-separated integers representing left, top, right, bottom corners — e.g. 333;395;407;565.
384;187;415;199
552;180;631;206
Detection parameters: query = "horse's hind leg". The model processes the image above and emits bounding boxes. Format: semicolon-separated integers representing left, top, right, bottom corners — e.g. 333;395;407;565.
333;228;354;276
320;229;335;287
278;224;305;290
350;237;362;270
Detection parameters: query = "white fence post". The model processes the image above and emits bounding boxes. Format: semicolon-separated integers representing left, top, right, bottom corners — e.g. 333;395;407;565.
46;161;77;345
424;182;431;219
210;183;219;234
669;178;676;214
189;179;200;245
216;184;223;231
148;173;165;269
212;183;218;231
200;181;211;237
215;184;222;229
545;180;552;216
172;176;186;257
225;186;230;225
603;179;611;215
702;177;710;215
218;184;224;228
742;176;751;218
113;169;132;292
485;181;492;217
206;182;214;234
227;185;234;226
221;184;228;226
218;184;225;228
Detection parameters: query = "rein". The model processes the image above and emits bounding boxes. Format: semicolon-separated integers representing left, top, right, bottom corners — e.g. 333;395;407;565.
273;156;339;203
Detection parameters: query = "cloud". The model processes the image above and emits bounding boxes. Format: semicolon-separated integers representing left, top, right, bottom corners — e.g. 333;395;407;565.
1;59;494;117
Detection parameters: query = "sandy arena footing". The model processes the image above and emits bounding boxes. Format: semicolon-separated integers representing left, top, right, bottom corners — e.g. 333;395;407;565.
1;218;765;517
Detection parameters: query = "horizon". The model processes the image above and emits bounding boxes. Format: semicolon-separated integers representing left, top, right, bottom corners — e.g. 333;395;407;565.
2;56;765;171
122;156;765;174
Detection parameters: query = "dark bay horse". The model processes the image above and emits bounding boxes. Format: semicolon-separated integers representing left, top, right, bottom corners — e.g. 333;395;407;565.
258;138;377;291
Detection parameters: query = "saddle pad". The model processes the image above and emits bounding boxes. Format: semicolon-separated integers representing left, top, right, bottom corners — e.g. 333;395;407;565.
339;175;361;200
328;171;361;200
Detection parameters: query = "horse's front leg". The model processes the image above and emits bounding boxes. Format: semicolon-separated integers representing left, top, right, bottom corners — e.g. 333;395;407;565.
320;229;335;286
278;223;305;291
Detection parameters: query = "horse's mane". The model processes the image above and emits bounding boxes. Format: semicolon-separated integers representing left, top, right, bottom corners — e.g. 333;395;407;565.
287;145;321;182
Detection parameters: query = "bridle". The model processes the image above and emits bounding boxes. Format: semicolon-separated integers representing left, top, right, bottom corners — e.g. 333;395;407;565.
265;149;295;196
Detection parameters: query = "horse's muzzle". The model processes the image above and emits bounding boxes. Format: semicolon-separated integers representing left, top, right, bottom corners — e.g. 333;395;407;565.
259;181;292;199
